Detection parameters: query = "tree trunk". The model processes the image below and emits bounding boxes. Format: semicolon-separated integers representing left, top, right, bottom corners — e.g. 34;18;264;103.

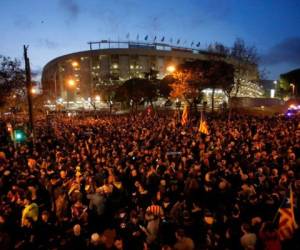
228;97;232;122
211;88;215;112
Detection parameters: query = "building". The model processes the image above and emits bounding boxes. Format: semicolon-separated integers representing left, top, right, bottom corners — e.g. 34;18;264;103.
41;40;262;107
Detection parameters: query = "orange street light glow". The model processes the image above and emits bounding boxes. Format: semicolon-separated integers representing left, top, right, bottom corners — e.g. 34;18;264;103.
68;79;75;87
31;88;37;94
72;61;79;67
166;65;176;73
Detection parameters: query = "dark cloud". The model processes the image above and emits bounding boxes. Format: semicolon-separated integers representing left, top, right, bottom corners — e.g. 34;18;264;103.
37;39;59;49
59;0;80;19
262;37;300;65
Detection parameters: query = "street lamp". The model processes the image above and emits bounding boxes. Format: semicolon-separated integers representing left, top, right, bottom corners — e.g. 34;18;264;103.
72;61;79;67
68;79;75;87
31;87;37;94
67;79;76;109
166;65;176;73
95;95;101;102
290;83;295;97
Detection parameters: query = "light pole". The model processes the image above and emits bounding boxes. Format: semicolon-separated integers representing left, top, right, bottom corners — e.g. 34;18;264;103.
23;45;35;141
290;83;295;97
67;79;75;109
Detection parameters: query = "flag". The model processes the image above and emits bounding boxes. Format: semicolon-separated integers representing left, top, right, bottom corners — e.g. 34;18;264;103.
161;36;165;42
278;186;298;240
126;33;130;39
177;39;180;44
196;42;201;47
144;35;148;41
146;205;164;217
153;36;157;42
191;41;194;47
199;112;209;135
181;105;189;126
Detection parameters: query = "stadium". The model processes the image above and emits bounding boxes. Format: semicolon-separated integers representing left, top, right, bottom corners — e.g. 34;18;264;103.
41;40;263;108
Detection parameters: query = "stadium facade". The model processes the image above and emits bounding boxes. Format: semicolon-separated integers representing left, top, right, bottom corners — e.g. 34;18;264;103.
41;41;263;107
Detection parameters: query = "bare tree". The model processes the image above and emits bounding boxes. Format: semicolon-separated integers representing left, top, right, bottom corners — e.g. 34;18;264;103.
230;38;259;96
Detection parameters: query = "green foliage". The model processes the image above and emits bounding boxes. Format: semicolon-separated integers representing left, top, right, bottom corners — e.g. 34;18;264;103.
156;75;173;98
0;55;26;108
115;78;157;104
280;68;300;96
176;59;234;96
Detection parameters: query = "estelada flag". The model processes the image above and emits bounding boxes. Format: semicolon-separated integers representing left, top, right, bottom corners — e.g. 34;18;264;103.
146;204;164;217
181;105;189;126
199;112;209;135
278;185;298;240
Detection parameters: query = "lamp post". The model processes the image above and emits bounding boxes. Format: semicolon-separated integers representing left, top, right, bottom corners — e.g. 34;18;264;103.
290;83;295;97
67;79;75;109
23;45;35;142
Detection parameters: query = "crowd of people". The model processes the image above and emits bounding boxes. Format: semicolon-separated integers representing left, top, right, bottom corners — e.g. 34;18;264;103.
0;111;299;250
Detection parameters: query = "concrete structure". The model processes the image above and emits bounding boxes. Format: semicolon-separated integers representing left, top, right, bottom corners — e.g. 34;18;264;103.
42;40;262;105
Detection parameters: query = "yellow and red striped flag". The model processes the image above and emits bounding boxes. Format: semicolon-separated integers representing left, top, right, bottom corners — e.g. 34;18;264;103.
146;204;164;217
181;105;189;126
199;112;209;135
278;185;298;240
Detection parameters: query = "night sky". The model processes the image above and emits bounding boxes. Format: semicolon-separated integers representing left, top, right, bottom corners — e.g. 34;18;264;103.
1;0;300;80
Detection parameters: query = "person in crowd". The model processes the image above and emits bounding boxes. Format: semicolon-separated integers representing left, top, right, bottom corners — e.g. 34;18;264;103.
0;112;299;250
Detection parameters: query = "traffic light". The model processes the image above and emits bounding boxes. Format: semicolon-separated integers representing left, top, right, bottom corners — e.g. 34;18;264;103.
14;129;26;142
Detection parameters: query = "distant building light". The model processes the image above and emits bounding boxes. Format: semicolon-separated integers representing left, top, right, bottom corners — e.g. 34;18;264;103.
270;89;275;98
